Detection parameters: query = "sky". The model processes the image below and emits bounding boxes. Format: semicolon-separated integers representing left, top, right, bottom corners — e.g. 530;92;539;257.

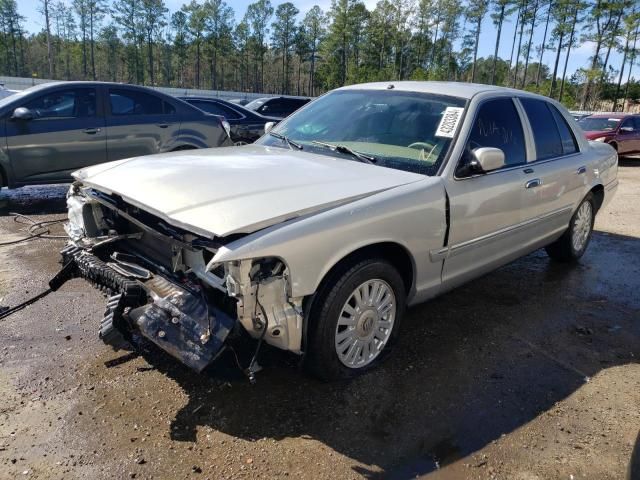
17;0;636;84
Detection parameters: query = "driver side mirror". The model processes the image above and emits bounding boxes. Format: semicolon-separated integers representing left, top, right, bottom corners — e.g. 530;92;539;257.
264;121;276;134
11;107;34;121
620;126;634;133
457;147;506;177
473;147;505;172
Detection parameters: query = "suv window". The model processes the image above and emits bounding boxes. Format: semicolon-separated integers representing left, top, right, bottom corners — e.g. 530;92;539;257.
466;98;526;168
520;98;563;160
548;104;578;154
634;117;640;129
109;89;165;116
24;89;96;120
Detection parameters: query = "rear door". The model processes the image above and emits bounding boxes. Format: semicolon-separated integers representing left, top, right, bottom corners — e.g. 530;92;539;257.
105;87;181;160
6;86;106;184
517;97;584;242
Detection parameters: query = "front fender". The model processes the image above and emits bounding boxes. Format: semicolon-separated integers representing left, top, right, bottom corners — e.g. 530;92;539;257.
211;177;447;300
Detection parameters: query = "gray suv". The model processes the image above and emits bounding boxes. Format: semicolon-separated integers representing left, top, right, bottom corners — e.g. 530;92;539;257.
0;82;232;189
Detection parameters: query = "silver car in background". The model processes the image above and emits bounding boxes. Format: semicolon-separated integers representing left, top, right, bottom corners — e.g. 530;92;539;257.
61;81;618;380
0;81;231;189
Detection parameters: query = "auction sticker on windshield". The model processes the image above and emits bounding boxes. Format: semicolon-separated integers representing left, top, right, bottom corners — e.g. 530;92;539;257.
435;107;464;138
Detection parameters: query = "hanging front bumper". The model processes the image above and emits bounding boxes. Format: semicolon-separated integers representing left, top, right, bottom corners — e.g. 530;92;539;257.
53;245;235;372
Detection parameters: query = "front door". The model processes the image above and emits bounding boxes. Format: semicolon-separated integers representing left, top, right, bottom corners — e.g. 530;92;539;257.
442;97;537;288
6;87;106;184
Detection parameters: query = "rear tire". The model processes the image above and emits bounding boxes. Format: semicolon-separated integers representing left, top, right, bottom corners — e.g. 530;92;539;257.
545;193;595;262
305;258;406;381
171;145;197;152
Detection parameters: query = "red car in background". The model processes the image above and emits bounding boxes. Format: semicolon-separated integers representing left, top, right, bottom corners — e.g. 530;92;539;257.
578;113;640;156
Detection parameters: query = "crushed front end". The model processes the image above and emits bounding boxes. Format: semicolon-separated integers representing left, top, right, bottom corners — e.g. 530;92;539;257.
60;183;304;375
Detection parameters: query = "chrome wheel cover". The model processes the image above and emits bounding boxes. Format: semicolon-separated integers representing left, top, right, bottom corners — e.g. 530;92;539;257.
572;201;592;252
335;279;396;368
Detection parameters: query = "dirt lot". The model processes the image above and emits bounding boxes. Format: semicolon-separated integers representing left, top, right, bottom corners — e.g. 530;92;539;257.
0;161;639;480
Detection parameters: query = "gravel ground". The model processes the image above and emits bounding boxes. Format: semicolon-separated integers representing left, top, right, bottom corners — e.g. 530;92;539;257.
0;160;638;480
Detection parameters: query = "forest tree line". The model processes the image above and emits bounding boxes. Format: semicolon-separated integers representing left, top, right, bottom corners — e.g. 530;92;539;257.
0;0;639;110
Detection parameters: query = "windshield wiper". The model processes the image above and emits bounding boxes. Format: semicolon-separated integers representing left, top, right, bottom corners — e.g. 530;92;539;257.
269;131;303;150
311;141;376;164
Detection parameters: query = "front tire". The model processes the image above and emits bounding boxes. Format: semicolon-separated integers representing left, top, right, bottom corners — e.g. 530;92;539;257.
305;258;406;381
545;193;595;262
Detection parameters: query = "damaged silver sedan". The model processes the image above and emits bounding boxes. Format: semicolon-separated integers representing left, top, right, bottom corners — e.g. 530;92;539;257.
60;82;618;380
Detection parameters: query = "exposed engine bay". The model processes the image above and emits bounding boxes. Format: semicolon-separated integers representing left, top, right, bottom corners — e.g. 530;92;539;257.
61;183;305;376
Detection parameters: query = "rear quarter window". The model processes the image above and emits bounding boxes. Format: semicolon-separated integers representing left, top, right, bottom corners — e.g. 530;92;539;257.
548;105;578;155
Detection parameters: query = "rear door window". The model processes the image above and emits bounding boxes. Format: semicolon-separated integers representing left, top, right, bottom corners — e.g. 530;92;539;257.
109;89;164;116
520;97;563;160
466;98;527;168
548;105;578;154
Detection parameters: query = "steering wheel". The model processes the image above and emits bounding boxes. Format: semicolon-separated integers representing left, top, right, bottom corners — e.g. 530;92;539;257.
408;141;435;151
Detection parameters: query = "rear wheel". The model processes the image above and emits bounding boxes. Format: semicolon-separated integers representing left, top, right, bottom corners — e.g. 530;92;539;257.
545;193;595;262
305;258;406;380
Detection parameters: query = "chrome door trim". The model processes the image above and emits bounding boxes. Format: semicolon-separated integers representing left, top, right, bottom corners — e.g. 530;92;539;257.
429;205;574;262
605;179;618;191
454;152;584;181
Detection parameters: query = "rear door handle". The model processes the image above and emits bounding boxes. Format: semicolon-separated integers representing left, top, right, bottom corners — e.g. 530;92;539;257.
158;123;169;128
525;178;542;189
83;128;100;134
577;166;587;175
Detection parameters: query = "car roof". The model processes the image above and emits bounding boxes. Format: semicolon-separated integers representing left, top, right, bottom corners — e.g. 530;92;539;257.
19;81;176;95
336;81;549;100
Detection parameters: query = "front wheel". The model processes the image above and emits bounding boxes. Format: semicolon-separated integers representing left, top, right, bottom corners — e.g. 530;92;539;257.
305;258;406;381
545;193;595;262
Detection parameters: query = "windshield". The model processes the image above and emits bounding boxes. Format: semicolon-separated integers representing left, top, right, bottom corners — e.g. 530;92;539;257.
578;117;621;132
256;89;467;175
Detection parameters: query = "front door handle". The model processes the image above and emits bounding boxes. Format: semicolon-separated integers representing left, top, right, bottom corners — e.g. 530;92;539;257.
577;166;587;175
158;123;169;128
525;178;542;189
83;127;100;134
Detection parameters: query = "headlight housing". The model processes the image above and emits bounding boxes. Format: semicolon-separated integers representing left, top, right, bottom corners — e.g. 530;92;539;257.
593;136;608;142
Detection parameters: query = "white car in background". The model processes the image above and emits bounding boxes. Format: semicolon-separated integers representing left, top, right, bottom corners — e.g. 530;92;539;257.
60;81;618;381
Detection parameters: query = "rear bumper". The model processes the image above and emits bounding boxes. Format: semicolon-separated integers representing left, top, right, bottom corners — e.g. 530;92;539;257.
55;245;235;372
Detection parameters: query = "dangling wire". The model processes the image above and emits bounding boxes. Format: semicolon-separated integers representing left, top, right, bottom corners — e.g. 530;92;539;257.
0;212;67;246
